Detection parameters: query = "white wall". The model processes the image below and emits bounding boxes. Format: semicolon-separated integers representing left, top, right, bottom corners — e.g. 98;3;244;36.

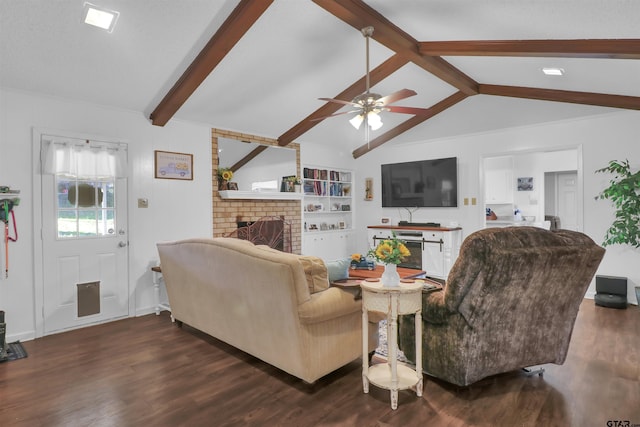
0;88;212;341
349;110;640;304
2;87;639;342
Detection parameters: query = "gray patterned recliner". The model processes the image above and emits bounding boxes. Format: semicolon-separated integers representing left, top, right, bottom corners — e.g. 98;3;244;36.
399;227;605;386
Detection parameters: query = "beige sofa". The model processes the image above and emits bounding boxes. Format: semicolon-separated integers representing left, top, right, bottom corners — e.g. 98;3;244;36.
157;237;378;384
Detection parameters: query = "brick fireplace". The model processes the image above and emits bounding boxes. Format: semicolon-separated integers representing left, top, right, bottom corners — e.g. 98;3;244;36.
211;128;302;253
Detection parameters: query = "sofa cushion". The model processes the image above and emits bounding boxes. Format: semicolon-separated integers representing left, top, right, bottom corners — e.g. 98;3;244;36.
299;256;329;294
325;258;350;282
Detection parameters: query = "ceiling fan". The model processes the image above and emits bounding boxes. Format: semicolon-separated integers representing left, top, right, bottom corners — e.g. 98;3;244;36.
315;26;431;142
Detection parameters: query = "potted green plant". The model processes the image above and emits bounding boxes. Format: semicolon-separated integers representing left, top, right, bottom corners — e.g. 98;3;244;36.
595;159;640;306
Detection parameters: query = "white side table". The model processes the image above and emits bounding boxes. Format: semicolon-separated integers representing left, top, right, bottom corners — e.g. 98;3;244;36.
361;279;423;410
151;266;172;318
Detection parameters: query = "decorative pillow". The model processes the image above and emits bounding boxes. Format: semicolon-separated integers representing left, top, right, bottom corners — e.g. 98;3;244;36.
299;256;329;294
325;258;351;283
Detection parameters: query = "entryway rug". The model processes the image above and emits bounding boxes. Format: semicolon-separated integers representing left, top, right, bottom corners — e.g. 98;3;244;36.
2;341;28;362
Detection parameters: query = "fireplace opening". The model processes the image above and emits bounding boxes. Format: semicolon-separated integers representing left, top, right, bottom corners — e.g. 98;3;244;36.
233;216;292;252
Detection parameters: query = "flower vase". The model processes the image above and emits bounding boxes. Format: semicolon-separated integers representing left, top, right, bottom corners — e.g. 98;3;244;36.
381;263;400;288
294;184;301;193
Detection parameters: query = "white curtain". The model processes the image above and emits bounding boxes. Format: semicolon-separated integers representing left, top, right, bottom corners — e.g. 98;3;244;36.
42;137;128;178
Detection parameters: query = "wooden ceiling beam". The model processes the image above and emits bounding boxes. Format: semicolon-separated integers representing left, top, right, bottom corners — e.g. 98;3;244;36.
352;91;469;158
419;39;640;59
277;54;409;146
230;145;269;173
149;0;273;126
479;84;640;110
312;0;478;95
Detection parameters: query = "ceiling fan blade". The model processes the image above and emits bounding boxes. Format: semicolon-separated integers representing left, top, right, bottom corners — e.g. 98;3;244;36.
319;97;359;107
387;105;432;115
310;110;361;122
377;88;417;106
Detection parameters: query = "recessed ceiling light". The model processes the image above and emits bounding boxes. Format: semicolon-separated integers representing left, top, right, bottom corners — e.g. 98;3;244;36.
542;67;564;76
83;2;119;33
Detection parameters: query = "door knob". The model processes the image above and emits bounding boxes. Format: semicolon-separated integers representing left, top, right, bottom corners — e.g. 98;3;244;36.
118;241;128;248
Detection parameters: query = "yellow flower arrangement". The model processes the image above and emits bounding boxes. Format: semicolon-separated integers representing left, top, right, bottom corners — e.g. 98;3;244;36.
367;232;410;265
217;167;233;181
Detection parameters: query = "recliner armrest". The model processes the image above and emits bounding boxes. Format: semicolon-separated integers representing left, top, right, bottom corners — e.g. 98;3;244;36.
298;287;361;324
423;291;455;324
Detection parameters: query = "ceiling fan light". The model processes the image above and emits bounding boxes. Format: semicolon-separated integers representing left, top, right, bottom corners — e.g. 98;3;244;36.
367;112;383;130
349;114;364;130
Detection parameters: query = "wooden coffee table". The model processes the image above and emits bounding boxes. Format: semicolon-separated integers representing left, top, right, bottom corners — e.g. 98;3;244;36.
331;266;426;299
348;265;426;280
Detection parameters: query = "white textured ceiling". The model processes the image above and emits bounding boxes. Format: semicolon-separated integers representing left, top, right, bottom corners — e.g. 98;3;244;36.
1;0;639;150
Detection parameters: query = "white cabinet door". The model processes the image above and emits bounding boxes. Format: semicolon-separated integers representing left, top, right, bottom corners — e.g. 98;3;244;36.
303;232;355;260
422;231;445;279
485;169;513;203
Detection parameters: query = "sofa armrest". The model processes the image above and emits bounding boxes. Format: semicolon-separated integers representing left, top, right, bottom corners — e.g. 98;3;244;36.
298;287;362;324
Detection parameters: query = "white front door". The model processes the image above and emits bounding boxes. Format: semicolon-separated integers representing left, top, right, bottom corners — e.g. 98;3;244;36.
40;137;129;334
557;171;578;231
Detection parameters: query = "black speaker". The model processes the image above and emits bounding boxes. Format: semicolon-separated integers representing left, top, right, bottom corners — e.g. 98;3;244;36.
594;275;627;309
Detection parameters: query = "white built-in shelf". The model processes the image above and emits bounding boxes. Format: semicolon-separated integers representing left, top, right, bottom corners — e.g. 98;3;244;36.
219;190;303;201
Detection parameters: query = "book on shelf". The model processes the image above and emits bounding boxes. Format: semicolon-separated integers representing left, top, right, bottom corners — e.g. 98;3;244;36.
303;180;327;196
330;171;351;182
303;167;328;180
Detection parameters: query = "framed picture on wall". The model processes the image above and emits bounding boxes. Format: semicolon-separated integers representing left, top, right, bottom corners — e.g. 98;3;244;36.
517;177;533;191
154;150;193;180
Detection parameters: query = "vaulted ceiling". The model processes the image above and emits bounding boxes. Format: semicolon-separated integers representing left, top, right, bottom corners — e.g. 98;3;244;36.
2;1;639;158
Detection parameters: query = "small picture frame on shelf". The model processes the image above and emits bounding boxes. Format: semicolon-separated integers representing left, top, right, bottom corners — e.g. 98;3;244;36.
281;176;296;192
227;182;238;190
314;203;324;212
338;221;346;229
308;223;318;231
341;204;351;211
320;222;329;231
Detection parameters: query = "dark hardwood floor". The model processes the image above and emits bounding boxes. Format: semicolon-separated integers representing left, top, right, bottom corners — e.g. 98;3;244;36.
2;300;639;427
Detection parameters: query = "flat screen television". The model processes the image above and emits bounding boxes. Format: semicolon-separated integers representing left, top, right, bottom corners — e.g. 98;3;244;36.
381;157;458;207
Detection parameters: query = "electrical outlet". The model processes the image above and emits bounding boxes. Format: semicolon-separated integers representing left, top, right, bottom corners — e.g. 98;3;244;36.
138;198;148;208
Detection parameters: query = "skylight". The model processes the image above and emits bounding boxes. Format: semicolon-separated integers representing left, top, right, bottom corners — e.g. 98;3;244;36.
83;2;119;33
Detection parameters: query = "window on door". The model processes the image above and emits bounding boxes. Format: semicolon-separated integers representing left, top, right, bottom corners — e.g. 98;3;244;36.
56;177;116;239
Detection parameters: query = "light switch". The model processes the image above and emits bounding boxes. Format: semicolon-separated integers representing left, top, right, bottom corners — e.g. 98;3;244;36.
471;197;477;205
138;198;149;208
463;198;469;206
